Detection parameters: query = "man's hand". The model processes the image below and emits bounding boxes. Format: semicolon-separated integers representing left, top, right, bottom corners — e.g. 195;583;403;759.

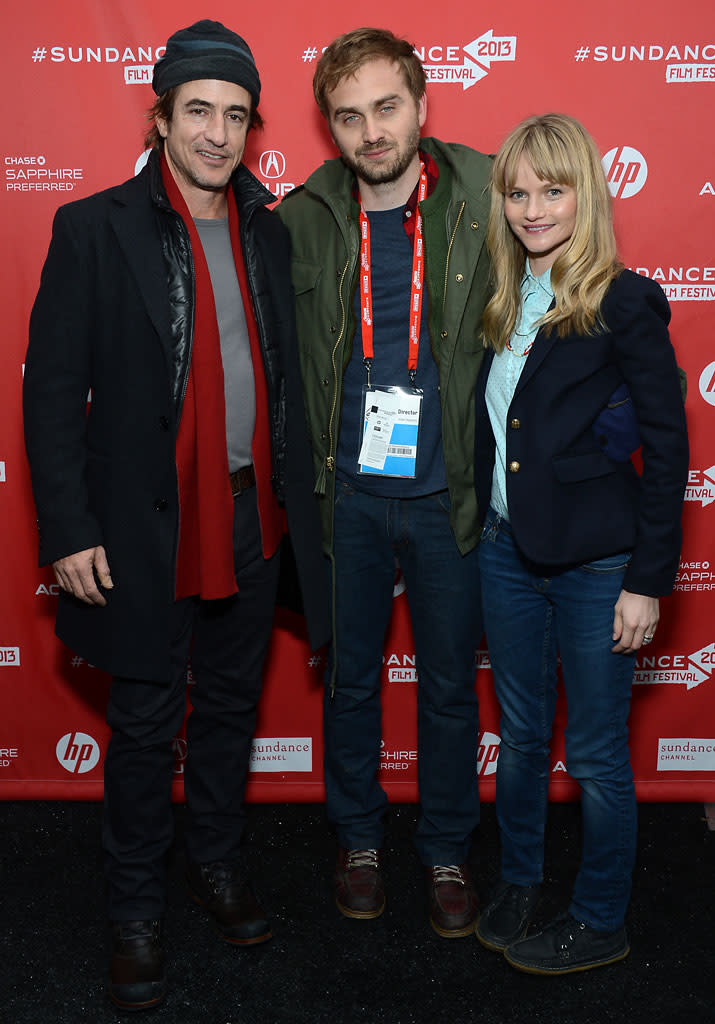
612;589;659;654
52;546;113;606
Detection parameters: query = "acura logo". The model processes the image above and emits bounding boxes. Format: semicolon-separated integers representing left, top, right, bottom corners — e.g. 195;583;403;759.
259;150;286;178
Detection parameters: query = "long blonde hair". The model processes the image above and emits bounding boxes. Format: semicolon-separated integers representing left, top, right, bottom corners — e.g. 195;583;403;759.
481;113;622;352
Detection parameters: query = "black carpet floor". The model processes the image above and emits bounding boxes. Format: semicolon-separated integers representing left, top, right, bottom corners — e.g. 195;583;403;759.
2;801;713;1023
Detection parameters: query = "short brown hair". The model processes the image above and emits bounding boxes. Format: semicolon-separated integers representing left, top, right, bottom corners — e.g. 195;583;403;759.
313;27;426;117
143;86;264;151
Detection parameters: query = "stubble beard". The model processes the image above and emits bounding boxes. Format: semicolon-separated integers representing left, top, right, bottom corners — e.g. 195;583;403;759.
166;140;236;194
342;123;421;187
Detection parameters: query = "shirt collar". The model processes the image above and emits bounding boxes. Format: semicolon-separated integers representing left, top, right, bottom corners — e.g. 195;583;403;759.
522;260;554;299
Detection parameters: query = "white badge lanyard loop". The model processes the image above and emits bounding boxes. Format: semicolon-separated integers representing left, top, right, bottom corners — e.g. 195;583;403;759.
358;162;427;387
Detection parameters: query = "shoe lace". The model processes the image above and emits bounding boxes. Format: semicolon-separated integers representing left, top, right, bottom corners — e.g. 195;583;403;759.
552;914;585;950
345;849;380;870
203;860;241;891
431;865;467;886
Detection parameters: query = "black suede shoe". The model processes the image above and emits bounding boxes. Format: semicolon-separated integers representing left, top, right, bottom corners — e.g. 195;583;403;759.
187;860;272;945
108;919;166;1011
475;881;541;951
504;913;630;975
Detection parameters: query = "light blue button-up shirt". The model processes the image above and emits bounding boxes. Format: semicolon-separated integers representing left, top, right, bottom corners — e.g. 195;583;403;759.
485;262;554;520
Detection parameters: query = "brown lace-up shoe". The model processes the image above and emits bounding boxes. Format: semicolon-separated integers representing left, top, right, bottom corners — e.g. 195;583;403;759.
335;848;385;919
108;919;166;1011
187;860;272;945
427;864;478;938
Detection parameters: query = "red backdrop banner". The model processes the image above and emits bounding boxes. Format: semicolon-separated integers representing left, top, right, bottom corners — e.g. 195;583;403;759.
2;1;714;802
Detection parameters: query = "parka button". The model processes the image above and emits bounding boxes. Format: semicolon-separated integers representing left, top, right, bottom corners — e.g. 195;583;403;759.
455;273;464;282
321;432;327;440
441;330;448;339
508;461;520;473
329;324;337;333
322;378;330;386
153;498;168;511
510;418;521;429
471;221;479;230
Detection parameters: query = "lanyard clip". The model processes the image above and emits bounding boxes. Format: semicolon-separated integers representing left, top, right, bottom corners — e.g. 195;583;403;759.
408;368;417;387
364;357;372;387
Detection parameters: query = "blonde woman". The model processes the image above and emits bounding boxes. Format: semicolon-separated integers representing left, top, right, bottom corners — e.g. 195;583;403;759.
474;114;688;974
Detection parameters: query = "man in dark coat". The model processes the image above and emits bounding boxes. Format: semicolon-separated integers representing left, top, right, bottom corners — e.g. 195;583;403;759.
23;20;328;1012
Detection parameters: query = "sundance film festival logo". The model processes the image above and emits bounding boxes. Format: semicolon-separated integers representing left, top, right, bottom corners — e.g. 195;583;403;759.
602;147;647;198
417;29;517;89
633;265;715;302
257;149;295;198
299;30;517;89
571;41;715;84
56;732;101;774
657;739;715;771
633;642;715;690
685;468;715;507
28;43;166;86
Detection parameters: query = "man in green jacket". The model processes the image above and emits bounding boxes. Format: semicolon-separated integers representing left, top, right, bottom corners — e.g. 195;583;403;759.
279;27;491;937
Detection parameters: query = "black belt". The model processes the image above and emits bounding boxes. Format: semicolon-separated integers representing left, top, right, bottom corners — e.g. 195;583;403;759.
229;465;256;496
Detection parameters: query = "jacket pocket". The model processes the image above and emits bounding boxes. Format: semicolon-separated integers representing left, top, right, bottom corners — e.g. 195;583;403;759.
552;451;617;483
291;259;322;296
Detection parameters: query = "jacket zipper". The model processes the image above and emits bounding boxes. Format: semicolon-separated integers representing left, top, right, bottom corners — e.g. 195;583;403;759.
316;251;352;494
442;201;465;312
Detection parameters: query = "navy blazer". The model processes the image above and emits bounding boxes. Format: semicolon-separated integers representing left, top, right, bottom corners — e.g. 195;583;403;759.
474;270;689;596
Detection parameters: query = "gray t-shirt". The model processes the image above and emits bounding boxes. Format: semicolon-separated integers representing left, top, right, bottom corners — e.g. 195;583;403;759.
195;217;255;472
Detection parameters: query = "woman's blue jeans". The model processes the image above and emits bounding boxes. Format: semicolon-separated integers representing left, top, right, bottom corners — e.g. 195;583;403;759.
479;507;637;931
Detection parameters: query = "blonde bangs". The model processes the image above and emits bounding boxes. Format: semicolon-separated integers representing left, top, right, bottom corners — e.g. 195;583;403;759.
482;113;621;353
499;129;578;195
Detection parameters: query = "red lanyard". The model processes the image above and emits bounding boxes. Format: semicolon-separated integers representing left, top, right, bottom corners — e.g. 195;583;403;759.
358;163;427;383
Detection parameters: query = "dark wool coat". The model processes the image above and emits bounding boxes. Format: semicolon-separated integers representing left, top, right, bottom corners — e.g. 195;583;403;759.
24;154;329;681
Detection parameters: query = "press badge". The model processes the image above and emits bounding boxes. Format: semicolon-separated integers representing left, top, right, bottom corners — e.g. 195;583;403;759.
358;385;423;477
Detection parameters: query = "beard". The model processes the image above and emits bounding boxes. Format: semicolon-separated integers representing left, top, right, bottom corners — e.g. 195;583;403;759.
340;122;421;186
164;139;239;195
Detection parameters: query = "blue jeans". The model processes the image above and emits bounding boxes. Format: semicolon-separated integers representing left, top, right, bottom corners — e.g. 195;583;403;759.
478;507;637;931
325;481;482;864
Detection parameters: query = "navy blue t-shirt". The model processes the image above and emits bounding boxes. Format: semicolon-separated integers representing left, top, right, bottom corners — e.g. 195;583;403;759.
336;206;447;497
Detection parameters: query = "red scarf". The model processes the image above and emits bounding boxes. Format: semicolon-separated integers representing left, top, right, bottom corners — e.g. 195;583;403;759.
161;157;283;601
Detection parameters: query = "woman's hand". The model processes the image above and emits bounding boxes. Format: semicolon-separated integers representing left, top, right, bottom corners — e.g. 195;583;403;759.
612;589;659;654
